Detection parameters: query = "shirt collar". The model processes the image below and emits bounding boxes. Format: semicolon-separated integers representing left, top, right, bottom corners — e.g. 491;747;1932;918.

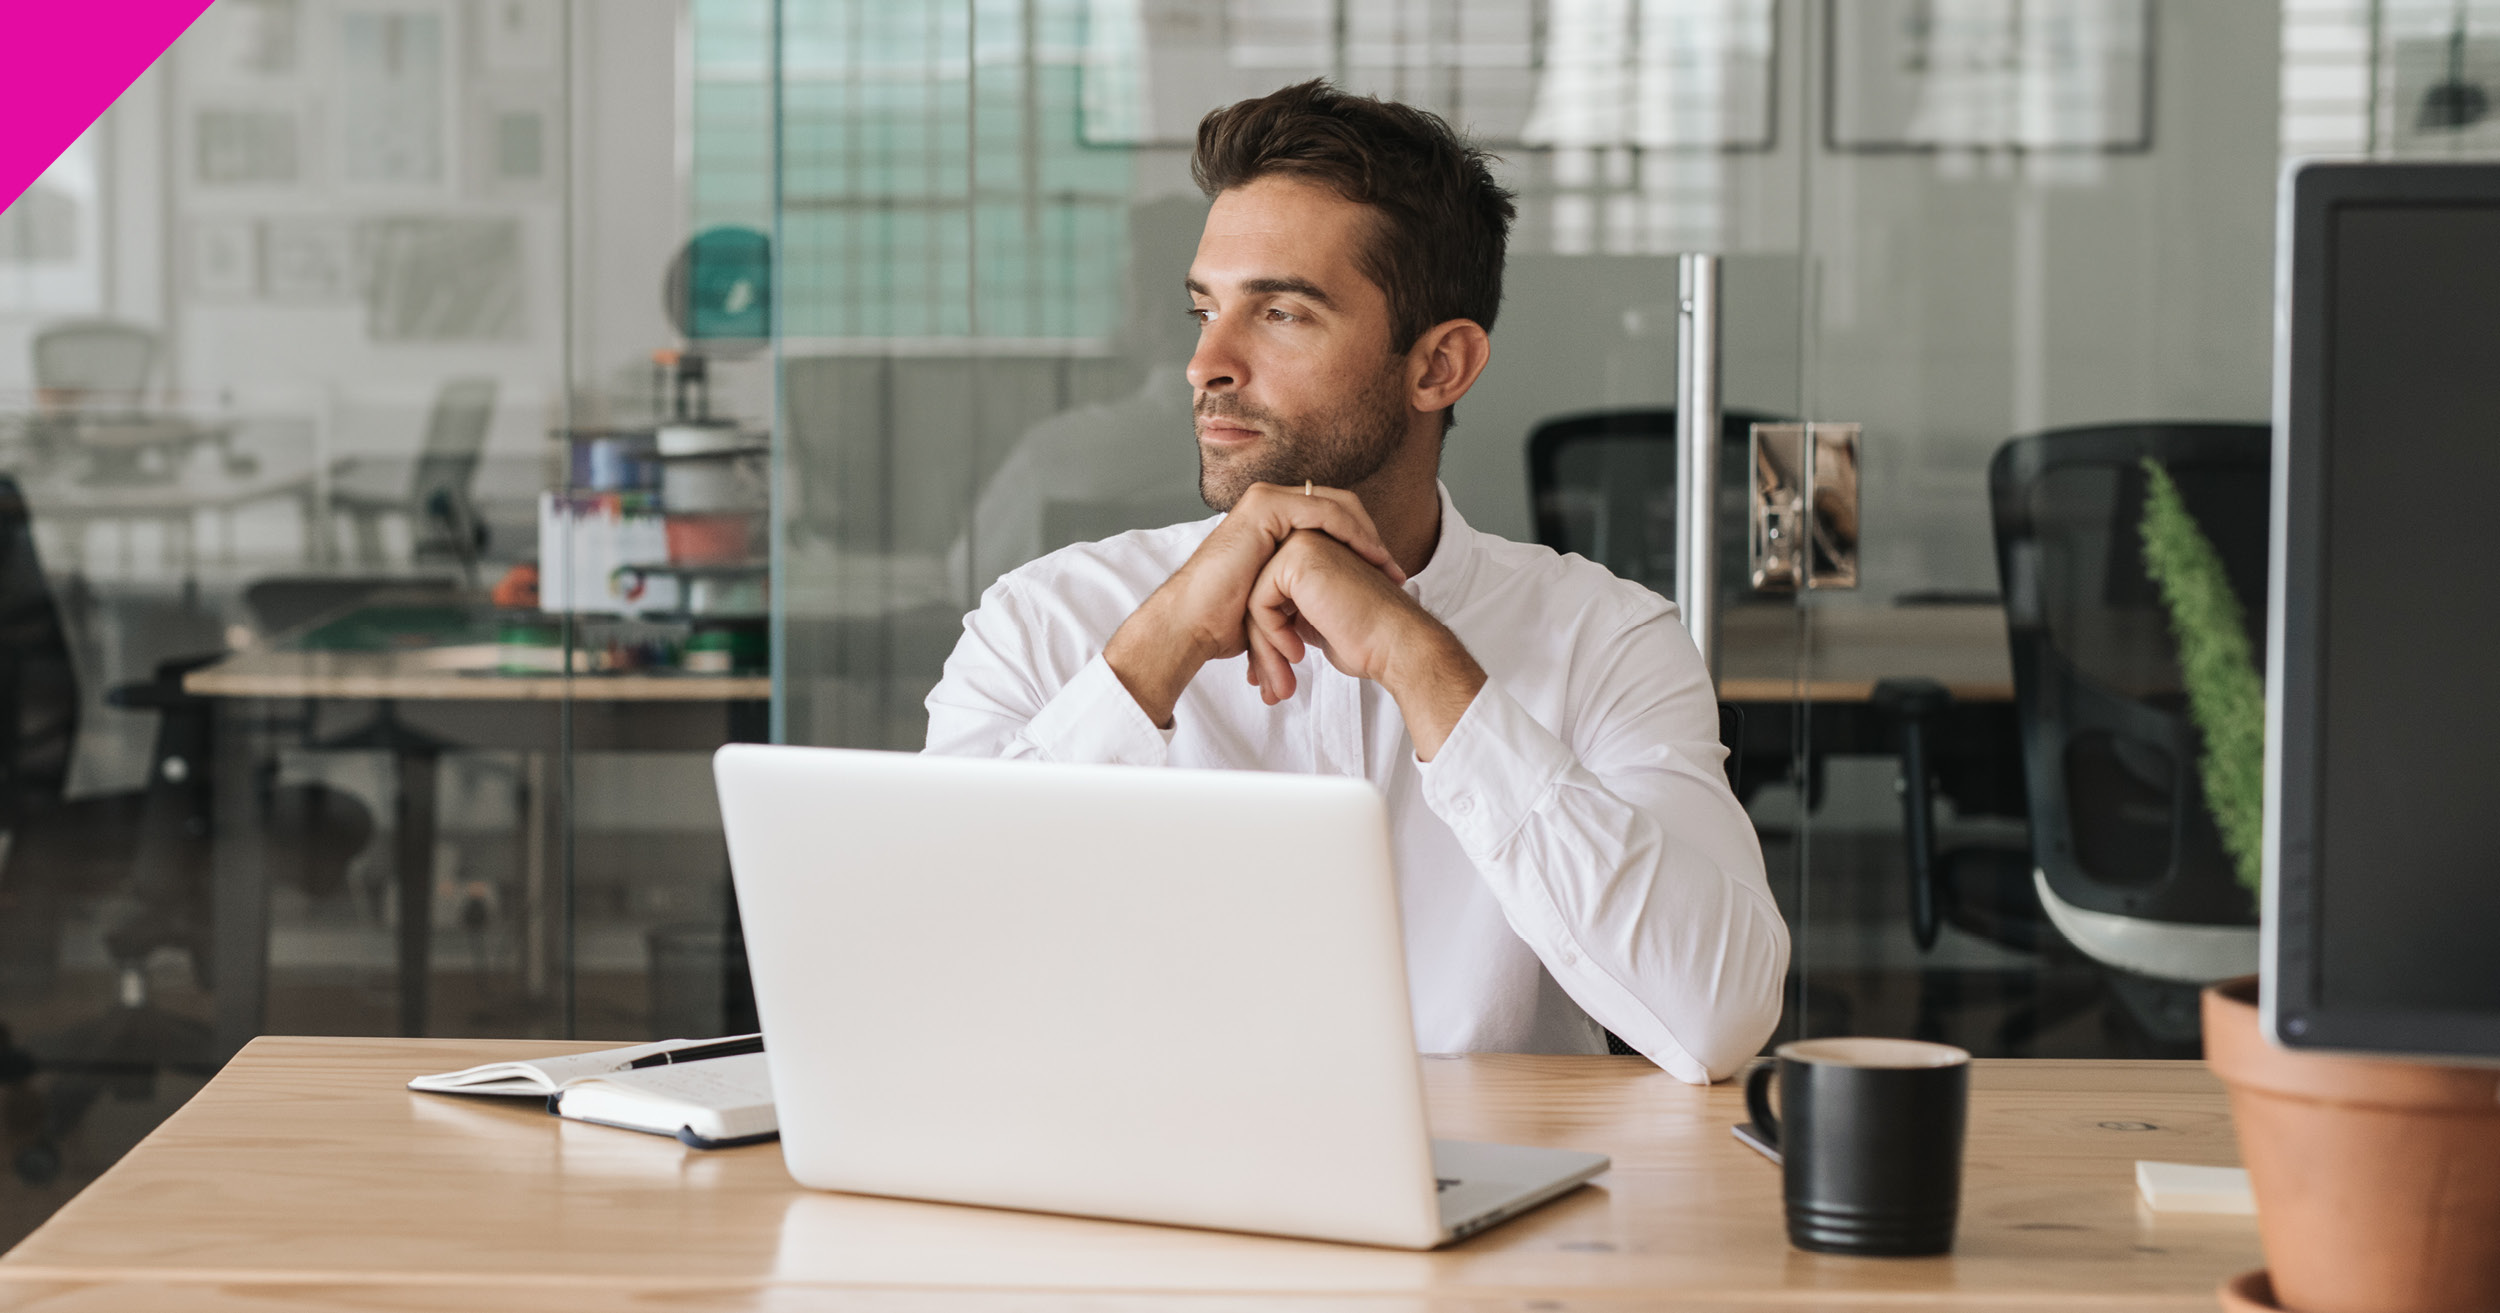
1402;481;1481;613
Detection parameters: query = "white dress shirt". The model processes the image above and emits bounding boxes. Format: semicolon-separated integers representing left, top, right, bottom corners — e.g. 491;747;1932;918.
924;484;1790;1083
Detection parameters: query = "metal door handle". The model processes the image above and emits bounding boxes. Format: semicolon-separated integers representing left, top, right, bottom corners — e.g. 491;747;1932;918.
1675;255;1722;675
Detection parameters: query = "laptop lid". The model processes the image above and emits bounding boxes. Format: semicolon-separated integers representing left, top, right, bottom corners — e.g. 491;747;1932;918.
714;744;1446;1249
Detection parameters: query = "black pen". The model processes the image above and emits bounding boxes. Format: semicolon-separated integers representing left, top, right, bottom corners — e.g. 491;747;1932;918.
627;1034;764;1069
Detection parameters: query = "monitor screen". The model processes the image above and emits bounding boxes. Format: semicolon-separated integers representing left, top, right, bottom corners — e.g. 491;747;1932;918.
2275;162;2500;1057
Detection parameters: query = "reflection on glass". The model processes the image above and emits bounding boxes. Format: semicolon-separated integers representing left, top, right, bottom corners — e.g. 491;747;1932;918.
955;197;1210;602
0;0;733;1250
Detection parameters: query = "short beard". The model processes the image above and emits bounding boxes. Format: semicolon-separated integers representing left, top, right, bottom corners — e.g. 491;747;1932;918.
1195;368;1410;512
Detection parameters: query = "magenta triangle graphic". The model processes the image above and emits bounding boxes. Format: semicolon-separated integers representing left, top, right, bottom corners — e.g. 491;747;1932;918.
1;0;218;211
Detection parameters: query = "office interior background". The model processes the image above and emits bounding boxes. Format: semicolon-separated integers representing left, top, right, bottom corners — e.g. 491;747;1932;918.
0;0;2482;1246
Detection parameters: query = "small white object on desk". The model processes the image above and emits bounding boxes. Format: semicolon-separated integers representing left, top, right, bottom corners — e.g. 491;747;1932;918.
555;1052;776;1147
2136;1160;2254;1214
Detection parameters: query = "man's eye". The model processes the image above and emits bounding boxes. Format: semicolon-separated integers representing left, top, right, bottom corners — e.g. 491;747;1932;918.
1265;307;1296;323
1187;307;1212;324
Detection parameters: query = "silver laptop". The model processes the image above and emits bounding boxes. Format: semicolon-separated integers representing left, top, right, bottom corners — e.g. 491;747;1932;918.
714;744;1608;1250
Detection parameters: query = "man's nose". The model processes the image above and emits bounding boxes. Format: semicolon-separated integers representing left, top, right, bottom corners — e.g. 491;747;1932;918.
1187;317;1243;393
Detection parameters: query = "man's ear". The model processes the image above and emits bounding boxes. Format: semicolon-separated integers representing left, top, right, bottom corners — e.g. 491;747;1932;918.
1406;318;1491;417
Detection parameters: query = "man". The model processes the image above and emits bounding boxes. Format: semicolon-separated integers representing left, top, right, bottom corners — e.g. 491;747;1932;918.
926;80;1787;1084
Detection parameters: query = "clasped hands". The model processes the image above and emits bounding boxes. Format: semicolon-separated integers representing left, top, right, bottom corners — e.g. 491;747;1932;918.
1101;482;1486;759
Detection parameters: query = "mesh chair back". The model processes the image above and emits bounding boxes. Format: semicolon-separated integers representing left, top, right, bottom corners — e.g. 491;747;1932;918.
408;377;498;550
0;477;79;827
1989;423;2268;927
31;320;158;408
1525;407;1779;599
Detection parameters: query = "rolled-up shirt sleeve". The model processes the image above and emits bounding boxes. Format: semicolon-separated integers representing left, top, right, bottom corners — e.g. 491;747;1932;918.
925;580;1171;767
1415;613;1789;1084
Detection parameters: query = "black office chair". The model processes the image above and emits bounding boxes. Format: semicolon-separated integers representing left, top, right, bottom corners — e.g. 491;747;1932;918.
1872;673;2100;1052
1526;407;1780;601
1875;677;2048;952
0;475;374;1182
1525;409;1775;1055
1525;407;1785;797
1988;423;2269;1051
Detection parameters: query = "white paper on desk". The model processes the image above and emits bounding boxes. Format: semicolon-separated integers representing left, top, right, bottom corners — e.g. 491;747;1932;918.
2135;1160;2254;1214
406;1035;759;1097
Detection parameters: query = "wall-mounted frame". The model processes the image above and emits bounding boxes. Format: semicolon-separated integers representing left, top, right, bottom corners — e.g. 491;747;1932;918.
468;88;560;196
185;0;302;81
261;217;357;303
1824;0;2155;154
1081;0;1781;153
335;0;459;193
186;217;262;300
194;107;304;187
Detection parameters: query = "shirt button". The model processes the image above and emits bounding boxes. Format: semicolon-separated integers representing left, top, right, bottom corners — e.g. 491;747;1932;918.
1453;797;1476;815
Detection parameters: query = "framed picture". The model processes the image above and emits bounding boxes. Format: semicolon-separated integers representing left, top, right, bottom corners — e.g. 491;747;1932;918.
337;2;457;190
185;0;301;80
262;217;357;302
480;0;560;72
1825;0;2154;153
195;108;301;186
360;215;524;340
1080;0;1779;152
468;88;559;195
188;218;261;300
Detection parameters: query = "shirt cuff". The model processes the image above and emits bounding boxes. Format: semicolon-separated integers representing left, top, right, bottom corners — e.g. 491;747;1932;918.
1415;676;1575;854
1018;653;1173;767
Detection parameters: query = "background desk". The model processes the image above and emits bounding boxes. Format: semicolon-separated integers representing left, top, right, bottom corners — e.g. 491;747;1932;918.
1718;603;2014;704
0;1038;2259;1310
186;647;769;1051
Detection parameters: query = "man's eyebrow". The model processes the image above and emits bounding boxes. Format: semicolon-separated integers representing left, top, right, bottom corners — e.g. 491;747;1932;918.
1244;276;1333;306
1182;275;1335;308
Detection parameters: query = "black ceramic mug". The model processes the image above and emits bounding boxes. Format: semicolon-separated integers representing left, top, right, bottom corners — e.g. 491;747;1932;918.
1743;1037;1971;1256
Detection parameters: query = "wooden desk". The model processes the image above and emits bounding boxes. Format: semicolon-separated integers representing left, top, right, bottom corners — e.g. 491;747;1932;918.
0;1038;2260;1310
187;647;772;701
184;645;766;1048
1718;603;2013;703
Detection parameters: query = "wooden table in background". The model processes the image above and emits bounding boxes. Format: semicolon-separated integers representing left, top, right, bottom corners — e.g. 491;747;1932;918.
185;648;769;1051
0;1037;2260;1310
1718;603;2014;704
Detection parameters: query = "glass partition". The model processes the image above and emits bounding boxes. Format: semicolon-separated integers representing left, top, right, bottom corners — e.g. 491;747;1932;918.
0;0;2469;1251
751;0;2454;1067
1776;0;2500;1057
0;0;737;1245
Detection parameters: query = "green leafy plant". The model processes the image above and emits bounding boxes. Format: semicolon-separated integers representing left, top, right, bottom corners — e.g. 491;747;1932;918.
2137;458;2265;895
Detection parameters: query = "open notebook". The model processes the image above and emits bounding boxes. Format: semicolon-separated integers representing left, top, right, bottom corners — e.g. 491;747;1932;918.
409;1038;776;1149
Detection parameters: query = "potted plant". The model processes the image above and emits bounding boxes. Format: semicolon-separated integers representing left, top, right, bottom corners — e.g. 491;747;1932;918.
2141;459;2500;1313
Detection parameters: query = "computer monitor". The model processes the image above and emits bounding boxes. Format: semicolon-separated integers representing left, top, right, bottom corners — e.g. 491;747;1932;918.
2268;160;2500;1059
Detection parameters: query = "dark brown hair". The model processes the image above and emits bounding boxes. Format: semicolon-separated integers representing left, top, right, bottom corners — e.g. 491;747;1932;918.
1192;80;1516;356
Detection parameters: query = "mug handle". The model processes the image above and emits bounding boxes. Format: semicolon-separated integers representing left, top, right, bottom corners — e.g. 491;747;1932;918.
1744;1059;1780;1150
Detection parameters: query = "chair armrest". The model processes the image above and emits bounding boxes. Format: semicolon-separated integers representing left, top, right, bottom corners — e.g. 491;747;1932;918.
105;653;227;710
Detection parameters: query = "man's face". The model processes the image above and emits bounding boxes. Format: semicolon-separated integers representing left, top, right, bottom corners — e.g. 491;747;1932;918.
1186;175;1411;511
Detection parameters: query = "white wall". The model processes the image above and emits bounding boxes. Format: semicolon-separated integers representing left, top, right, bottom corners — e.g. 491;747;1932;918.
1799;0;2282;602
3;0;689;470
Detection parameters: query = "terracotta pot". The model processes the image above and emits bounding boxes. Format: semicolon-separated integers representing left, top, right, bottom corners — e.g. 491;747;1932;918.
664;512;758;566
2203;976;2500;1313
